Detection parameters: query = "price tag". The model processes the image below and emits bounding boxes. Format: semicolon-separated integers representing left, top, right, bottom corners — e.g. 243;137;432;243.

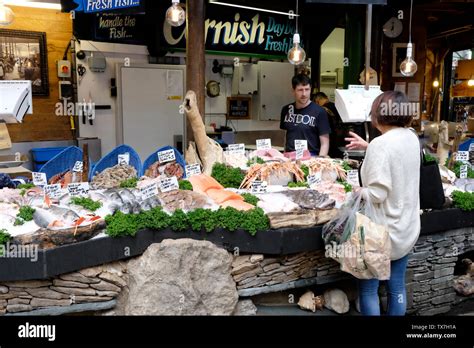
294;139;308;151
32;172;47;186
250;180;267;194
185;163;201;177
67;183;90;197
256;139;271;150
159;176;179;192
295;148;305;160
73;161;83;173
118;153;130;165
347;170;360;187
158;149;176;163
140;183;158;200
307;173;322;186
456;151;469;162
469;143;474;152
460;165;468;179
227;143;245;155
44;184;62;199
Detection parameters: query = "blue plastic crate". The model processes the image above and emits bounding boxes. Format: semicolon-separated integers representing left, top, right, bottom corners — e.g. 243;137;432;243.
39;146;83;181
31;147;68;163
90;144;142;181
142;145;187;177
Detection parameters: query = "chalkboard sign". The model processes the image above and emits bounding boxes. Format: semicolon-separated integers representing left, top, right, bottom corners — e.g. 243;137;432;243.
227;96;252;120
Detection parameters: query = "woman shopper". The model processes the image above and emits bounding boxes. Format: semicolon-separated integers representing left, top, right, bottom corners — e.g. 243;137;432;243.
345;91;420;316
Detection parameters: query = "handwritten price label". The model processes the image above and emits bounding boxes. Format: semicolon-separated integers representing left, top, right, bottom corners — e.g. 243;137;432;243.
158;149;176;163
256;139;271;150
32;172;47;186
44;184;62;199
307;173;322;186
227;143;245;155
140;183;158;200
460;165;468;179
456;151;469;162
250;180;267;194
185;164;201;177
294;139;308;151
296;148;305;160
67;183;90;197
118;153;130;165
72;161;83;173
159;176;179;192
347;170;360;187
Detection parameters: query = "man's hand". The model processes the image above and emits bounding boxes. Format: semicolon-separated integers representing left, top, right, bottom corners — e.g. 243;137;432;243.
319;134;330;156
345;131;368;150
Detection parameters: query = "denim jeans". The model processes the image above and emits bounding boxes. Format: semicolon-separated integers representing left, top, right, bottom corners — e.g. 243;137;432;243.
358;254;409;316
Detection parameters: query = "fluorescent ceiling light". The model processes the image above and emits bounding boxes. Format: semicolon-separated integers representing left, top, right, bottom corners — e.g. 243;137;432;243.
4;0;61;10
209;1;298;17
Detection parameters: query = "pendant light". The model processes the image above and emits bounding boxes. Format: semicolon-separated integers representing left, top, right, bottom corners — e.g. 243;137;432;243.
0;0;14;26
287;0;306;65
166;0;185;27
400;0;417;77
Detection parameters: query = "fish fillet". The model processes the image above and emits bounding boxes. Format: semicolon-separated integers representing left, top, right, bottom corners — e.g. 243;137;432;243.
220;200;254;211
188;174;224;194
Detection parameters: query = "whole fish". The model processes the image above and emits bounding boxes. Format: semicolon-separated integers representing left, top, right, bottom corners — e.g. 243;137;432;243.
33;205;80;229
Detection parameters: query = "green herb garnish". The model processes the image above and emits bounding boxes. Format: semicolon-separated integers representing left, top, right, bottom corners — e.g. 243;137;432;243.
70;197;102;211
241;193;259;206
452;191;474;211
120;177;138;188
178;180;193;191
211;163;245;188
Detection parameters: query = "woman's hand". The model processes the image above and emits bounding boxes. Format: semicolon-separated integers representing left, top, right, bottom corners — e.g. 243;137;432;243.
345;131;369;151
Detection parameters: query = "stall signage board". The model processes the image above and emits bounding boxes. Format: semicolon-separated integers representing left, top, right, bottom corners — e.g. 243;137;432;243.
140;183;158;200
73;161;84;173
159;177;179;192
185;164;201;178
94;13;143;43
251;180;267;194
118;153;130;165
456;151;469;163
32;172;47;186
158;149;176;164
68;183;90;197
227;144;245;155
227;96;251;120
347;170;360;187
71;0;141;13
256;139;271;150
460;165;468;179
44;184;62;199
307;173;322;186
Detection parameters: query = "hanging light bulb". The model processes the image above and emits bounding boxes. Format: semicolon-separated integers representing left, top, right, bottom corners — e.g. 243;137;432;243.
0;1;14;26
400;0;417;77
432;79;439;88
468;76;474;87
166;0;185;27
288;0;306;65
288;33;306;65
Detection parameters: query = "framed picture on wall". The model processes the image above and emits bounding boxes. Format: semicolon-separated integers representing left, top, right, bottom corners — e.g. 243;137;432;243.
392;43;415;78
0;29;49;96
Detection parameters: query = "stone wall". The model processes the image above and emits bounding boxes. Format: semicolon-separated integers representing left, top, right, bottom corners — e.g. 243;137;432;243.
0;262;126;315
232;251;341;290
406;227;474;315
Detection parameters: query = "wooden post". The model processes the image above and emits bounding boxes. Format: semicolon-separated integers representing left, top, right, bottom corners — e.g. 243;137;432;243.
185;0;206;145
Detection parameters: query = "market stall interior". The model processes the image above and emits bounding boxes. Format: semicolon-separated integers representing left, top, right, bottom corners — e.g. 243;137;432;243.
0;0;473;317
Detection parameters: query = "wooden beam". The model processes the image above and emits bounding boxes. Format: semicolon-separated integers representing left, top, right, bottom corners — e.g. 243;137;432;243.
185;0;206;145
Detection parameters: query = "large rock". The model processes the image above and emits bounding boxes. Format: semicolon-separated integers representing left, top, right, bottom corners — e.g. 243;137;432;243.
232;300;257;315
119;239;238;315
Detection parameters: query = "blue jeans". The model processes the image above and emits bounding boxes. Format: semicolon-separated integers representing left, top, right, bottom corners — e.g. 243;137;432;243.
358;255;409;316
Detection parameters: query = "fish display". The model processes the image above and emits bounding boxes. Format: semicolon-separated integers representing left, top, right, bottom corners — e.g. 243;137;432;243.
145;160;184;179
33;205;81;229
91;164;137;189
283;190;335;210
157;190;218;213
49;170;80;188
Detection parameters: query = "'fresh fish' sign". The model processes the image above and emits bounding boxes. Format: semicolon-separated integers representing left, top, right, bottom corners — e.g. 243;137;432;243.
73;0;141;13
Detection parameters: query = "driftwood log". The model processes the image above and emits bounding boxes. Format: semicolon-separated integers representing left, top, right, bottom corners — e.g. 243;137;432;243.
183;90;223;175
12;220;105;250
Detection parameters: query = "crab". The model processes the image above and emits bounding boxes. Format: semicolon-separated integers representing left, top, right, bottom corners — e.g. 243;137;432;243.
240;162;305;189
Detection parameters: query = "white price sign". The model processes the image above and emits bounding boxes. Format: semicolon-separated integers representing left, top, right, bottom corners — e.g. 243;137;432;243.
72;161;83;173
256;139;271;150
158;149;176;163
469;143;474;152
307;173;322;186
32;172;47;186
67;182;90;197
251;180;267;194
185;163;201;177
460;165;468;179
118;153;130;165
44;184;62;199
347;170;360;187
294;140;308;151
456;151;469;162
140;183;158;200
295;148;305;160
159;176;179;192
227;143;245;155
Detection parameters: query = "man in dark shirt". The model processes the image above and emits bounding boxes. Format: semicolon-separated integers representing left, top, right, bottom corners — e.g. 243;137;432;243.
280;74;331;156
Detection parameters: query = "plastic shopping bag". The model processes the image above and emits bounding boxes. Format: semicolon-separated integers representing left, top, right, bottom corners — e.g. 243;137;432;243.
322;191;391;280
